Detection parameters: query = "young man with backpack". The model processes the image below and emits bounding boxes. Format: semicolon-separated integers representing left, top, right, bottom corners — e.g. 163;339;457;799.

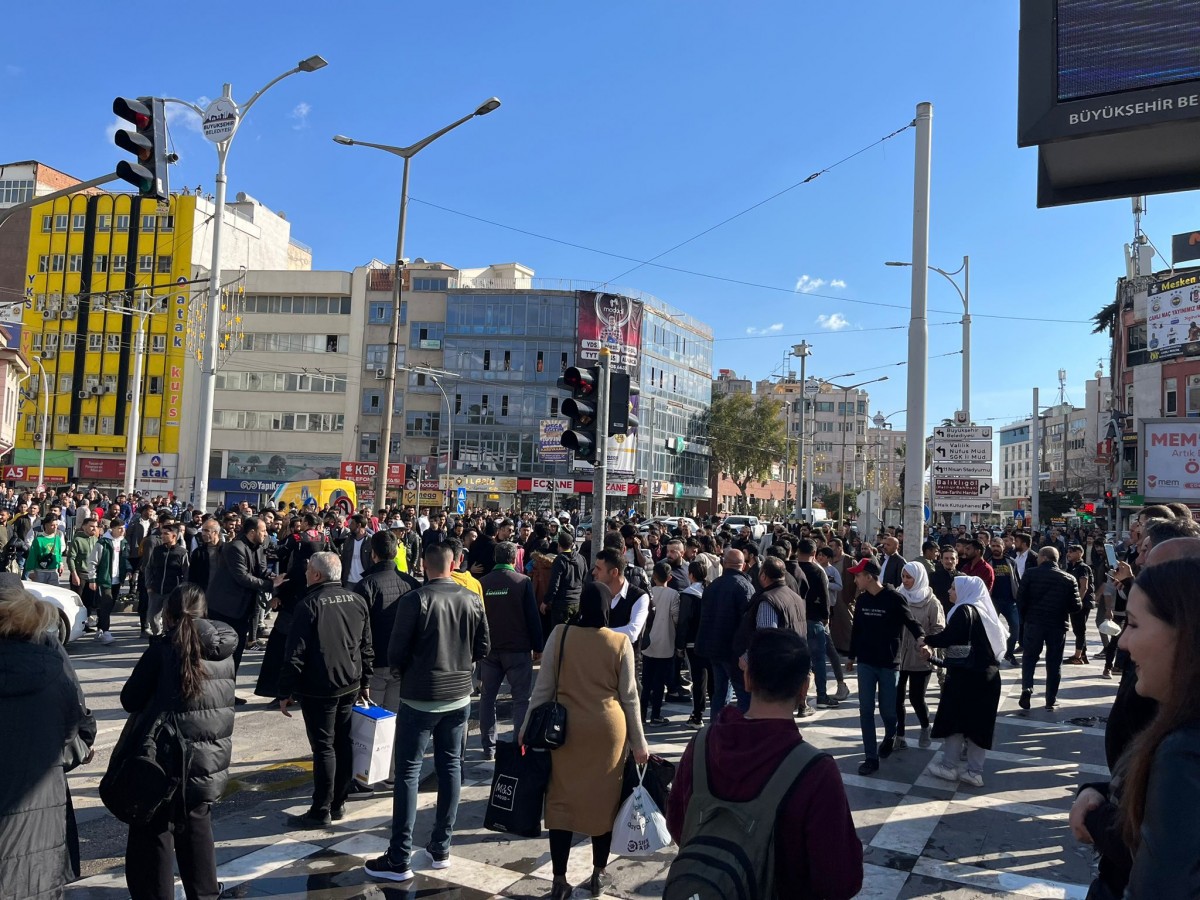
665;628;862;899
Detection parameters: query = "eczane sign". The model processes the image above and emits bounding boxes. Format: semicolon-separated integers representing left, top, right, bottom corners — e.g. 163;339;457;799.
1141;419;1200;501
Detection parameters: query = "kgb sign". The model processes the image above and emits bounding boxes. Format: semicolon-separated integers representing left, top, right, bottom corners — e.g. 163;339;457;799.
339;461;406;487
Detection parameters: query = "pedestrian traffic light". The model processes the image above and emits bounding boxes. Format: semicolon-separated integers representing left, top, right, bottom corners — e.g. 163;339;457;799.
1083;502;1095;514
558;365;599;464
113;96;170;200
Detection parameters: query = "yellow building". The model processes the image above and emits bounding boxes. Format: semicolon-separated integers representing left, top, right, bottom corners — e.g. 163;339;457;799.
13;192;198;481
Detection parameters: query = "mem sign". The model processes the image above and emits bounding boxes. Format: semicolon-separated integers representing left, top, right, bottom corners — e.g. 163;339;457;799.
1141;419;1200;501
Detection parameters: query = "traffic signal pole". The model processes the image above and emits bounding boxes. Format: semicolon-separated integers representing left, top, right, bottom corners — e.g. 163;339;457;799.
591;348;612;567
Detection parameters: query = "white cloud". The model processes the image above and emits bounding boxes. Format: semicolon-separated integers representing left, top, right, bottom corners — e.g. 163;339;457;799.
290;101;311;130
745;322;784;336
816;313;850;331
164;96;210;134
795;274;847;293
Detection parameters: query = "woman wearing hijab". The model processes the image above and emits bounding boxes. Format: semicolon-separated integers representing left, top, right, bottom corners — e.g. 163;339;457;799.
895;562;945;750
922;574;1007;787
520;581;650;900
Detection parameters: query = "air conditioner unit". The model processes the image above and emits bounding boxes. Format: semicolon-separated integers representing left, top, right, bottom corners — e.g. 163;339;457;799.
375;368;386;380
77;390;88;399
33;433;43;443
126;391;134;401
60;310;75;320
90;386;102;395
42;310;54;319
1190;375;1200;388
40;350;55;360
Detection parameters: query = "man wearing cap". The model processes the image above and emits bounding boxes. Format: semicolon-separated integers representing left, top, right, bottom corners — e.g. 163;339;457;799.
847;557;924;775
956;538;995;593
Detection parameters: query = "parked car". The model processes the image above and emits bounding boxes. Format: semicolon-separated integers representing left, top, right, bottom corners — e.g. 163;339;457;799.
638;516;701;536
721;515;766;540
25;580;87;645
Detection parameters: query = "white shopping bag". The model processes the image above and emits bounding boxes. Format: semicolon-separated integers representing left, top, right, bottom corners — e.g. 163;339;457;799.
612;765;673;857
350;703;396;787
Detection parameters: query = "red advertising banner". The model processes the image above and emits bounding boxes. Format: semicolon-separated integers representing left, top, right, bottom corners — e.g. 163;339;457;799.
78;457;127;481
340;461;406;487
575;291;642;373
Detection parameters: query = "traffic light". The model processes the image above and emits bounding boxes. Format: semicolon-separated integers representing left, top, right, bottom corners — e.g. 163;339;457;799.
1104;491;1113;501
608;374;640;436
558;365;599;463
113;96;170;200
1083;502;1095;514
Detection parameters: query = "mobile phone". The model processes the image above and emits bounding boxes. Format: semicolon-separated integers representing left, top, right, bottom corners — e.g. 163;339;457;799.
1105;543;1119;570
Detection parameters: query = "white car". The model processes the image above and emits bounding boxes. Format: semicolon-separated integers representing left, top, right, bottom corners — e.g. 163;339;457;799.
639;516;701;536
25;580;88;645
722;515;766;540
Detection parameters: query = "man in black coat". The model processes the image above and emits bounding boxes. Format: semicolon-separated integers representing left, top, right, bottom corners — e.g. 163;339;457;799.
278;551;373;829
144;523;190;636
693;547;756;720
206;517;286;677
188;517;223;592
877;535;906;589
355;530;420;734
545;530;586;625
1016;546;1082;711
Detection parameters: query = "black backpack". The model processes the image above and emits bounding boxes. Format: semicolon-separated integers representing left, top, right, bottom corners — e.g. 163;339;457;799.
663;726;826;900
100;711;190;825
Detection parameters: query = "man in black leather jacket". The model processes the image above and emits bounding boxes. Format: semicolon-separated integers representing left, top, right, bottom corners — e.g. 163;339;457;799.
1016;546;1081;711
365;542;489;883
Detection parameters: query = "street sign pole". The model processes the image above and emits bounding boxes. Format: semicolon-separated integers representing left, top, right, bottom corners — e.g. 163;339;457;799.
591;349;612;568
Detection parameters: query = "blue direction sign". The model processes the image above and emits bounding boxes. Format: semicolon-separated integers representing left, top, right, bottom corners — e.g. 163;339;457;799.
456;486;467;515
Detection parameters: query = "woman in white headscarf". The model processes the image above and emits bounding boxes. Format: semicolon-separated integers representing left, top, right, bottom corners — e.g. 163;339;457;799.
895;562;945;750
921;574;1007;787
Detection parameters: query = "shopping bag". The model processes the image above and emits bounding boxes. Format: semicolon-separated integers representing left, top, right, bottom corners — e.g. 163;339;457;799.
484;741;551;838
350;703;396;787
612;765;673;857
621;753;676;810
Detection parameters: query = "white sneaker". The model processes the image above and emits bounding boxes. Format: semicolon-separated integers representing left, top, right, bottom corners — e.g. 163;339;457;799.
97;631;115;645
928;762;960;782
85;615;97;628
960;770;984;788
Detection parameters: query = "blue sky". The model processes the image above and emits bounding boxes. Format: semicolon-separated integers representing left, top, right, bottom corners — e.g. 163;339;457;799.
3;1;1191;434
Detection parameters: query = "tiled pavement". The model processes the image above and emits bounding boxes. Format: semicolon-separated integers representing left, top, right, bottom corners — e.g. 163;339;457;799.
65;641;1116;899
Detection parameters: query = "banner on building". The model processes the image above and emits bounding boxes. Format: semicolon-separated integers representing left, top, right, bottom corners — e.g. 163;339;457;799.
575;291;642;373
1172;230;1200;266
135;454;177;491
3;465;69;484
77;457;126;482
340;461;406;487
538;419;570;464
227;451;340;480
1141;419;1200;501
1145;270;1200;361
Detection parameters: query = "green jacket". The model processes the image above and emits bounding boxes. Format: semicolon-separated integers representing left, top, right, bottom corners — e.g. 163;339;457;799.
66;534;97;578
23;534;63;576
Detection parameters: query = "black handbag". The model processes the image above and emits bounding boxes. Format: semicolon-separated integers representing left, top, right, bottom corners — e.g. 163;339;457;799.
483;740;551;837
524;625;570;750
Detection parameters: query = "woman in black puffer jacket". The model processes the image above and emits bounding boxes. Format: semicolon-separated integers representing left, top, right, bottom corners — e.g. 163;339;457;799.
119;583;235;900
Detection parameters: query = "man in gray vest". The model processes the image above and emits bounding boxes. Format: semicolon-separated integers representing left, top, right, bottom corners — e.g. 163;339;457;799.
477;541;544;760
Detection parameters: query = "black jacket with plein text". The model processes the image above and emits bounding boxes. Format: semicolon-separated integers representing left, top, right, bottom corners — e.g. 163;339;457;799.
277;581;374;699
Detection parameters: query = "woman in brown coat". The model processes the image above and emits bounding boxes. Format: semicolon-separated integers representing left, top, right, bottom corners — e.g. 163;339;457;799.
520;581;649;899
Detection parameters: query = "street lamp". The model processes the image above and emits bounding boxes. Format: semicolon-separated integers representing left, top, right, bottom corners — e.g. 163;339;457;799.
169;55;329;513
886;256;970;421
17;362;49;492
834;376;889;524
400;364;461;511
333;96;501;508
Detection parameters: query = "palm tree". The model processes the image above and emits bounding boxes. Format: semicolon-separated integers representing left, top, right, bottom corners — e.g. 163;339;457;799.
1092;299;1119;335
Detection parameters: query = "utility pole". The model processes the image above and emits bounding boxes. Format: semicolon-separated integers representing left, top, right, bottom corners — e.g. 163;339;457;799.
591;349;612;567
903;101;933;560
644;396;656;519
1031;387;1041;529
793;341;811;519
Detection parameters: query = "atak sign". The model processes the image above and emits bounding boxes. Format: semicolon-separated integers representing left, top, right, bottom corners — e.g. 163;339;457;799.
340;461;406;487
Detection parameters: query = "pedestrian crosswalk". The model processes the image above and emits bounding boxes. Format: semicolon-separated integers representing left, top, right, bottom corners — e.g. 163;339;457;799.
66;647;1115;899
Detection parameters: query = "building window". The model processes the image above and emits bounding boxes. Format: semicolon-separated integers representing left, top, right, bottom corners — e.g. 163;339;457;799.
405;411;440;437
549;397;559;416
54;214;68;231
483;349;491;370
151;335;166;353
51;255;65;272
106;334;120;352
94;254;108;273
100;416;115;435
361;434;379;458
41;215;53;232
58;375;71;393
1165;378;1178;416
411;322;445;349
81;416;97;434
148;376;163;395
156;255;172;274
141;214;156;231
62;334;76;351
68;254;84;272
31;334;42;351
326;335;340;353
96;214;111;231
143;418;161;437
56;415;69;432
138;255;154;273
72;214;86;230
368;301;391;324
412;277;450;292
116;215;130;232
37;256;48;273
112;254;127;270
158;215;174;232
0;179;34;204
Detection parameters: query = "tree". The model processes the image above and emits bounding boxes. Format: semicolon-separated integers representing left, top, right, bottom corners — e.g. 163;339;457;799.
1092;299;1119;335
706;393;786;507
819;489;859;523
1038;490;1082;524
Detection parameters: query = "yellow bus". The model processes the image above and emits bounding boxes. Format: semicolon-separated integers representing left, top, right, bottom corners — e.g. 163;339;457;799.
272;479;357;515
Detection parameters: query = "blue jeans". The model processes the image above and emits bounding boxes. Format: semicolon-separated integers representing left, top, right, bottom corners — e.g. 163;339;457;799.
479;653;534;752
710;659;744;722
388;702;469;868
856;663;899;761
807;622;828;702
993;597;1020;658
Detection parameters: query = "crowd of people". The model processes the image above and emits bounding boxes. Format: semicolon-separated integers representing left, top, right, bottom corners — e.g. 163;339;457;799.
0;482;1198;898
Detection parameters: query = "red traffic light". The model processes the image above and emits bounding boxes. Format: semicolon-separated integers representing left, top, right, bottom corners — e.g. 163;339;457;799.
562;366;596;395
1083;502;1095;513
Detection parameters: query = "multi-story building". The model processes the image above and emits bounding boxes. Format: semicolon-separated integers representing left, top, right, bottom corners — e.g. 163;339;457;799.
866;424;905;508
11;188;309;495
712;368;752;397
